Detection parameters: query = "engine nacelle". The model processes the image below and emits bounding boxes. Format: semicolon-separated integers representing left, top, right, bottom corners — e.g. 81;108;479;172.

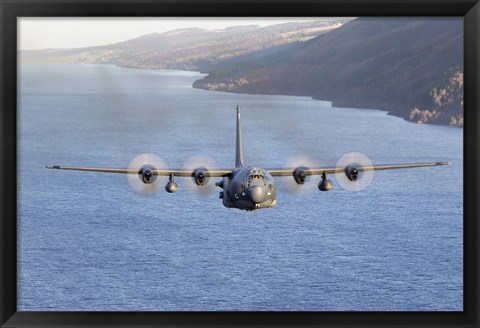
193;168;207;186
293;167;307;185
139;165;157;184
345;165;360;181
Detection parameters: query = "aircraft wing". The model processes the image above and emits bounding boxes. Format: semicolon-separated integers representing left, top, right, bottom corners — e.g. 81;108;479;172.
266;161;450;176
46;165;233;177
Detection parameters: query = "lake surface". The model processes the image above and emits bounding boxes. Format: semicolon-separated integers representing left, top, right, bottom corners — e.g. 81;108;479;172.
17;64;463;311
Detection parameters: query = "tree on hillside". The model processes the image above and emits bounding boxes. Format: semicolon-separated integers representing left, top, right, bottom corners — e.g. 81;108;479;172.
410;68;463;127
431;70;463;108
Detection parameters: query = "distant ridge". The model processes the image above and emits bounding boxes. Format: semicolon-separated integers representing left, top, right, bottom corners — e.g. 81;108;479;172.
19;19;350;73
193;18;463;127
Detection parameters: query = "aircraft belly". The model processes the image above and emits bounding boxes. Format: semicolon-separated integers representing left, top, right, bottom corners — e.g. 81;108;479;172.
232;188;277;211
239;197;276;211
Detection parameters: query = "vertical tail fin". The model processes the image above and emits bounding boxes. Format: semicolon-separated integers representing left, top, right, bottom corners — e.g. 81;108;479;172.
235;105;245;168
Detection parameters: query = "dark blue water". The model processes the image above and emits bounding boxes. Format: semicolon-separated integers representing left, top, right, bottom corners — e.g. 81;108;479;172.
18;64;463;311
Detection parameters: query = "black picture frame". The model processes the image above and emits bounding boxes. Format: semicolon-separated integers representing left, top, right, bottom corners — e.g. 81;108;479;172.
1;0;479;327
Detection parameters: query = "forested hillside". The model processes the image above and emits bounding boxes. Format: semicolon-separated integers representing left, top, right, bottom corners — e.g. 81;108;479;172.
193;18;463;126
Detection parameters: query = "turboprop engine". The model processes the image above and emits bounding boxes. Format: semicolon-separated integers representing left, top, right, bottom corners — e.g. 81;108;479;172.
193;168;207;186
139;165;157;184
345;165;360;181
293;167;307;185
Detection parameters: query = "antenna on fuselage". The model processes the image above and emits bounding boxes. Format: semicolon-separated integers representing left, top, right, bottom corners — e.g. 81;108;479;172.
235;104;245;168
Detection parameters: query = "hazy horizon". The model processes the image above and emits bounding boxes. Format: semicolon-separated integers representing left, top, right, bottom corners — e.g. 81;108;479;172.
18;17;338;50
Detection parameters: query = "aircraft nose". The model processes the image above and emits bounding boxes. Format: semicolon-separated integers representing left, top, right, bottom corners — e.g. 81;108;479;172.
248;185;267;204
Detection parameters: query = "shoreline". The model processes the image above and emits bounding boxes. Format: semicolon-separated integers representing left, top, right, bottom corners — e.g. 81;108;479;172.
192;82;463;128
19;63;463;128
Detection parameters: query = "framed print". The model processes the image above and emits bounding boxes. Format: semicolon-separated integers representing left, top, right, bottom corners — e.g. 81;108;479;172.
1;0;479;327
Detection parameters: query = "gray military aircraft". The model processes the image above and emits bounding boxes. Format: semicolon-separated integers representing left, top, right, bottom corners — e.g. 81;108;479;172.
47;105;450;211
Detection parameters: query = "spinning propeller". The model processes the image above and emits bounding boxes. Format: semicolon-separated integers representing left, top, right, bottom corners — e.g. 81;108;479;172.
182;155;219;196
127;153;167;196
282;155;319;194
335;152;375;192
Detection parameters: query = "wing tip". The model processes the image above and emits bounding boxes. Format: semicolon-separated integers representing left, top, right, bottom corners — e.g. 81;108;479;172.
46;165;60;169
437;161;451;166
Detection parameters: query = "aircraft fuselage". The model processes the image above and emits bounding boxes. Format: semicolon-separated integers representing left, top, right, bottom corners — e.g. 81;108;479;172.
220;167;277;211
